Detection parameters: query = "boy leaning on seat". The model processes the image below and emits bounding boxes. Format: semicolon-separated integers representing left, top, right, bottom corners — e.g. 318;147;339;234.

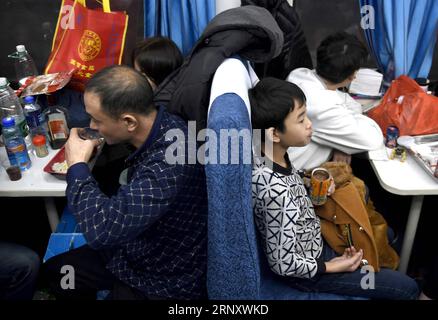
249;77;419;300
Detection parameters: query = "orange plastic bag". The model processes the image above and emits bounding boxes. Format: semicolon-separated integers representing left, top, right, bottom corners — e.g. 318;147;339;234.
44;0;129;91
368;75;438;137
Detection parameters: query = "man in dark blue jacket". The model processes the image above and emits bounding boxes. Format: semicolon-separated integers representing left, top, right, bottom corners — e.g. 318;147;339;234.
43;65;208;300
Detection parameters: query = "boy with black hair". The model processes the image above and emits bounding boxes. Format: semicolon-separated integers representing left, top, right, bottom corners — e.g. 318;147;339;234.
250;77;418;299
286;32;383;170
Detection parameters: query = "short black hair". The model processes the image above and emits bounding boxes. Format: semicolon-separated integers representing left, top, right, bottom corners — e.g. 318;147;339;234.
85;65;155;119
249;77;306;133
316;32;368;84
132;37;183;86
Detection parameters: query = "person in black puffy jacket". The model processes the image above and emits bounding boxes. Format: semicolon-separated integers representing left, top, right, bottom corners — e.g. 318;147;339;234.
241;0;313;79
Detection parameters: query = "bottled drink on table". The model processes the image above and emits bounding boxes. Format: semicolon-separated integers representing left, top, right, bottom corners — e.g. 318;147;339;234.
10;45;38;84
0;77;31;150
385;126;399;149
46;105;69;149
1;116;31;171
23;95;48;140
32;134;49;158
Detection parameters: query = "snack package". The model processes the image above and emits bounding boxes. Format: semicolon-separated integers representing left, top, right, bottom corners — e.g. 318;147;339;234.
16;70;75;97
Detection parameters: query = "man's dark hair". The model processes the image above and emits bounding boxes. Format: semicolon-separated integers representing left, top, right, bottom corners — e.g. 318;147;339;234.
316;32;368;84
85;65;155;119
249;77;306;134
132;37;183;86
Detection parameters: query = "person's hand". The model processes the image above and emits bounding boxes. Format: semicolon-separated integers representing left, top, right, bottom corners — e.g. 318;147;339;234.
327;176;336;196
324;247;363;273
64;128;103;167
332;150;352;165
329;247;353;262
303;176;311;189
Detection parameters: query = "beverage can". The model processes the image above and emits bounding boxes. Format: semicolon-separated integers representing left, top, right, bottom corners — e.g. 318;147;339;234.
386;126;399;148
309;168;331;206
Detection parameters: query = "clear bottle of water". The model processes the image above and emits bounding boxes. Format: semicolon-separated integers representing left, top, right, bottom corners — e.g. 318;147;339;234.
13;45;38;84
0;77;31;150
23;96;48;140
1;116;32;171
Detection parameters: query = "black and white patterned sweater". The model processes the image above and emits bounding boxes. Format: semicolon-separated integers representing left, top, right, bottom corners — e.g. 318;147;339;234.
252;154;326;279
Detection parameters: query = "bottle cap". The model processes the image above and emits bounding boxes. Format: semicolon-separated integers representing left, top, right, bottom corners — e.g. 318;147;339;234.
32;135;46;146
0;77;7;87
16;45;26;53
23;96;35;104
1;116;15;128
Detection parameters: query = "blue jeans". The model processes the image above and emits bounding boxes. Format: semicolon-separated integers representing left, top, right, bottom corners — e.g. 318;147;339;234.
0;242;40;300
288;241;419;300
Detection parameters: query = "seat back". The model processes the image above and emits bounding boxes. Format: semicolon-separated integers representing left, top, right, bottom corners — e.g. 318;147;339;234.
206;58;259;299
43;207;86;263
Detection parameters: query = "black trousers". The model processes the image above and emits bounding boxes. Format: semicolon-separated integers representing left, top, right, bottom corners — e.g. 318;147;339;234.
423;256;438;299
42;245;147;300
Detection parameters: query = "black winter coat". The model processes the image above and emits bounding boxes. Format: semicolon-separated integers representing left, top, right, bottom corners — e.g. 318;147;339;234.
153;5;283;131
241;0;313;79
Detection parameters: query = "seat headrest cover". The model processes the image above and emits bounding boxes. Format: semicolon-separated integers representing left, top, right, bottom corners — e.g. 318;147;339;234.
208;58;259;122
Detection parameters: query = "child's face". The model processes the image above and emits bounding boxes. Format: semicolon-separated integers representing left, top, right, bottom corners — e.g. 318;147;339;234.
276;101;312;148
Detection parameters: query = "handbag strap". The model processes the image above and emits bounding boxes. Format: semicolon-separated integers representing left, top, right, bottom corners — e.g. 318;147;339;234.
77;0;111;13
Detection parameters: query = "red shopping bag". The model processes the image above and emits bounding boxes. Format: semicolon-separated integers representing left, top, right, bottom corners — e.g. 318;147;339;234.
368;75;438;137
45;0;129;91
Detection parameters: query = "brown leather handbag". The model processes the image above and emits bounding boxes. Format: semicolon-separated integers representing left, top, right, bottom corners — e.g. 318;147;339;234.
314;162;399;272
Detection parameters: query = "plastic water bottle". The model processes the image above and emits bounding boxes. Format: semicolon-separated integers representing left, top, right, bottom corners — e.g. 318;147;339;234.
1;116;32;171
12;45;38;84
23;96;48;140
0;77;31;149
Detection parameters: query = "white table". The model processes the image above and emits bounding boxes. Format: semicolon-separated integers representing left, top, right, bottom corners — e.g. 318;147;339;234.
0;146;67;232
368;146;438;273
